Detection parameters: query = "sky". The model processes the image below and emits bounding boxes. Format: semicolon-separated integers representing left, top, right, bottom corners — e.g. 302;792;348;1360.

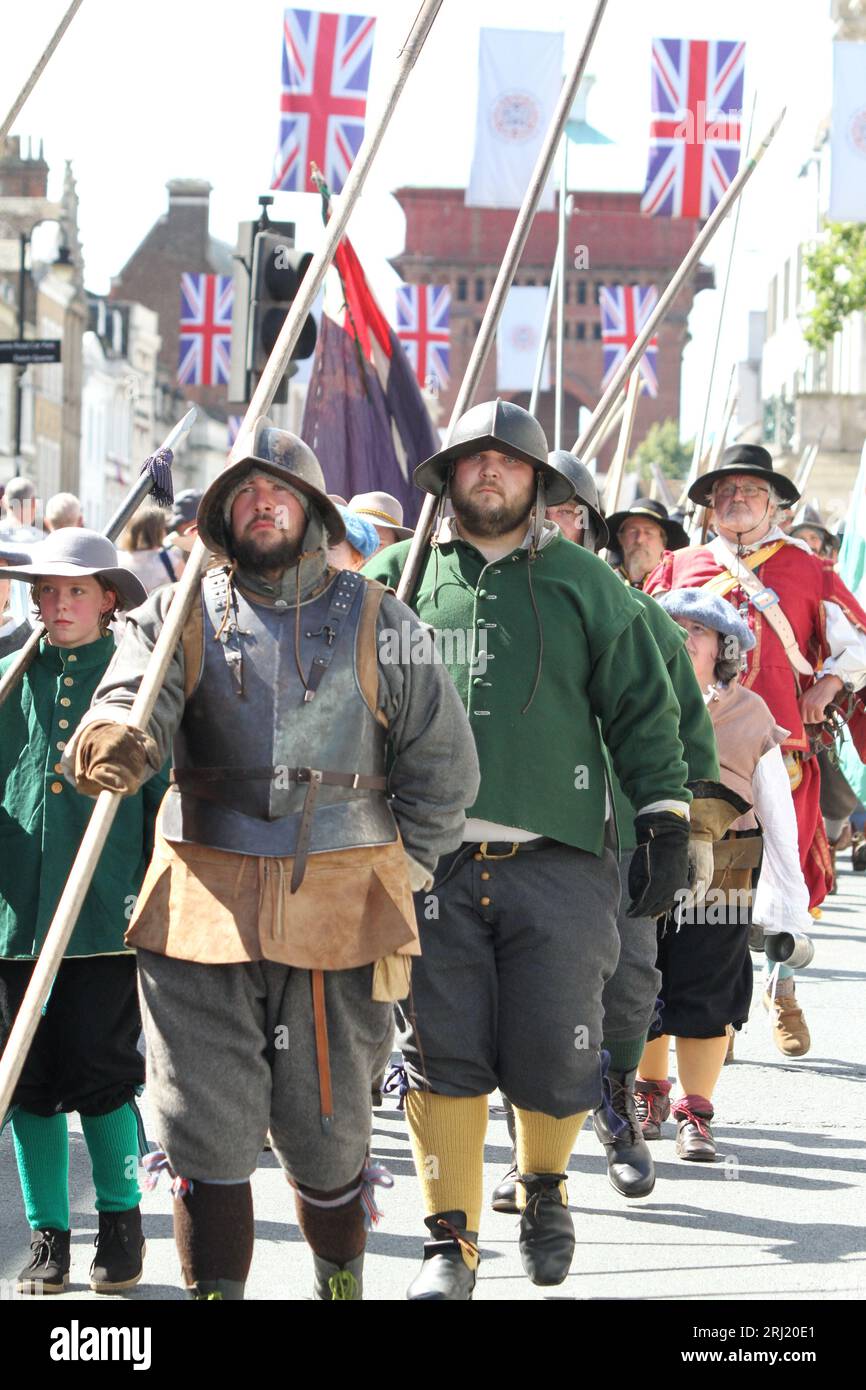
0;0;839;442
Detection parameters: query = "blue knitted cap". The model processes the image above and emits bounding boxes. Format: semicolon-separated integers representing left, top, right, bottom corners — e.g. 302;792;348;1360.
336;506;381;560
657;587;756;653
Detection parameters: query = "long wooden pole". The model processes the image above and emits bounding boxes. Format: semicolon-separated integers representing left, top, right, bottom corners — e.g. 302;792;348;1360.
0;1;85;144
396;0;610;602
528;257;559;416
0;0;445;1123
603;368;642;513
573;107;786;460
554;139;569;449
0;407;196;712
582;384;626;465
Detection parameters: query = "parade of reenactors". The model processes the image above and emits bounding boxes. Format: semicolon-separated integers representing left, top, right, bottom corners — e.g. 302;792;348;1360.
2;0;866;1318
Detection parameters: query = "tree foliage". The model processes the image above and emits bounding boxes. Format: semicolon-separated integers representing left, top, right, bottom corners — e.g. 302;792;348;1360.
631;417;693;482
802;222;866;350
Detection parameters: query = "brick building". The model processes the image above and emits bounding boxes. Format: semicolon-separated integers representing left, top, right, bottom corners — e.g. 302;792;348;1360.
391;187;713;466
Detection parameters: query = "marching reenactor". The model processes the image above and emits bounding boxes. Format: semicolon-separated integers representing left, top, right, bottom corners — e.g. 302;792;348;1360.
366;401;692;1299
646;444;866;1051
64;422;478;1301
0;530;164;1295
604;497;689;588
0;543;34;658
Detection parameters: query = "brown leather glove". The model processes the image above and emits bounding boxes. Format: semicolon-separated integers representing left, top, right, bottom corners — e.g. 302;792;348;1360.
74;721;158;797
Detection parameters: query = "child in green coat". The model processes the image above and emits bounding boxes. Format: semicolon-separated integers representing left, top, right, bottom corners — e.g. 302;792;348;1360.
0;528;167;1294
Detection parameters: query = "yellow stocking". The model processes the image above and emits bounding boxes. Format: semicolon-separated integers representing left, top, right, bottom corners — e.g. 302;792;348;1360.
512;1106;588;1210
405;1091;488;1263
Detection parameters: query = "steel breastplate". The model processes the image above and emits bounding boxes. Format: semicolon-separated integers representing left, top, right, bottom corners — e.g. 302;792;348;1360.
161;568;396;857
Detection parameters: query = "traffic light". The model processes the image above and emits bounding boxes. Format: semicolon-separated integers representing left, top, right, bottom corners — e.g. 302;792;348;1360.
227;213;317;406
250;231;317;374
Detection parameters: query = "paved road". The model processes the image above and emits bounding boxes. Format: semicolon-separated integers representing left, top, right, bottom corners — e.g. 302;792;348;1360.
2;853;864;1302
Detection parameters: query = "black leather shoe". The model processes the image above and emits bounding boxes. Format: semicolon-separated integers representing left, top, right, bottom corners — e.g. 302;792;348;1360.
17;1227;70;1294
90;1207;145;1293
593;1067;655;1198
518;1174;574;1287
491;1161;519;1214
406;1211;477;1301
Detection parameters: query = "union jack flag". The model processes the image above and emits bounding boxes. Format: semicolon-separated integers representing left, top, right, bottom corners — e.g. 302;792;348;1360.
395;284;451;391
178;273;233;387
599;285;659;398
641;38;745;218
271;9;376;195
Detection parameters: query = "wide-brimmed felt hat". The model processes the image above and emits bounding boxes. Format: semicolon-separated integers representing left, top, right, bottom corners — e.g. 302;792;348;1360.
197;418;345;554
790;504;839;549
0;528;147;610
546;451;610;549
348;491;414;539
413;399;575;505
687;443;800;508
657;587;756;654
605;497;689;551
0;542;31;566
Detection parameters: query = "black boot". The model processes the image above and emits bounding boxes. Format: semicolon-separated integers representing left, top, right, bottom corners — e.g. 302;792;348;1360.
90;1206;145;1294
518;1173;574;1287
593;1067;655;1198
406;1211;478;1301
312;1252;364;1300
17;1227;70;1295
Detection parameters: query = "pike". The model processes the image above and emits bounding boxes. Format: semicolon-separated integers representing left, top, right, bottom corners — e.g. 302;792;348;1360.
0;1;86;144
573;107;787;460
397;0;610;602
602;367;642;513
0;407;195;711
0;0;445;1124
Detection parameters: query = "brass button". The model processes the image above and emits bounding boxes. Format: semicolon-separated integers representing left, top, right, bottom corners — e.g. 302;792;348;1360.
56;742;66;751
60;697;71;707
480;871;491;881
53;762;63;773
63;676;74;687
473;852;483;861
58;719;69;729
50;781;63;794
67;654;77;663
480;895;491;907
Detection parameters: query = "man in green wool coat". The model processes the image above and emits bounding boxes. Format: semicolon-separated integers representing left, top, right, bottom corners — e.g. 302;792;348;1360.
364;399;693;1301
0;529;168;1296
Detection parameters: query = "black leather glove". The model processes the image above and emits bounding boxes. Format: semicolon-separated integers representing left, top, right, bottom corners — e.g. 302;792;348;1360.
627;811;691;919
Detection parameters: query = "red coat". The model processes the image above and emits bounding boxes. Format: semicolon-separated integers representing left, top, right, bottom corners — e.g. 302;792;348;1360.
645;541;866;757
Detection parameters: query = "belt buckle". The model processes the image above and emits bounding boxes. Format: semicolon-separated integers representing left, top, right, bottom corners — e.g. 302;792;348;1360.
478;840;519;860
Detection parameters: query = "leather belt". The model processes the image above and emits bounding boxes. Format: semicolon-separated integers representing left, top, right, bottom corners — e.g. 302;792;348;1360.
473;837;559;859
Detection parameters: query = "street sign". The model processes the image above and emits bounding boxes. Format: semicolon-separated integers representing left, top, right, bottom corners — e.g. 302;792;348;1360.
0;339;62;364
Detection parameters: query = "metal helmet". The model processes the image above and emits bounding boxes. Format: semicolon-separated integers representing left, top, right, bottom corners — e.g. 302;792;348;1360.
196;417;345;554
413;398;574;505
546;450;610;550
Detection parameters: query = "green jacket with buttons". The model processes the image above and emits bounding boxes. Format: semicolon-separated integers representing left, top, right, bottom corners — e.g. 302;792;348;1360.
0;635;168;959
607;588;719;854
365;528;691;856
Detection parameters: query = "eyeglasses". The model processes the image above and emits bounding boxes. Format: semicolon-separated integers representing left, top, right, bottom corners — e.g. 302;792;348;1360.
712;482;770;503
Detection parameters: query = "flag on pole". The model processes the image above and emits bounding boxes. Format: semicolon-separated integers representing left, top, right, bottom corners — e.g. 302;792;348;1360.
829;41;866;221
641;38;745;218
271;8;376;194
301;234;436;525
395;284;451;392
599;285;659;397
466;28;564;210
496;285;551;391
178;273;233;387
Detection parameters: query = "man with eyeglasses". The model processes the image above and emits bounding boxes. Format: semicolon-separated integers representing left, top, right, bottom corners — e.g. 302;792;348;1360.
646;444;866;1056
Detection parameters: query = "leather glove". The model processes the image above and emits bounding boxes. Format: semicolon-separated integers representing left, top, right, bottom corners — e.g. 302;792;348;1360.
74;720;158;797
687;839;714;906
627;811;691;919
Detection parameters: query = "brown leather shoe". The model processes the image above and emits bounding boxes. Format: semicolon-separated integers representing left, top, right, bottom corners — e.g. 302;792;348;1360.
763;987;811;1057
671;1096;717;1162
633;1079;671;1140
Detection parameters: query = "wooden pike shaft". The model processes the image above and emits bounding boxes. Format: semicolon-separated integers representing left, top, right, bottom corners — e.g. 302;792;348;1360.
0;0;445;1124
573;107;786;460
603;369;642;513
396;0;610;602
0;0;85;144
583;385;627;464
